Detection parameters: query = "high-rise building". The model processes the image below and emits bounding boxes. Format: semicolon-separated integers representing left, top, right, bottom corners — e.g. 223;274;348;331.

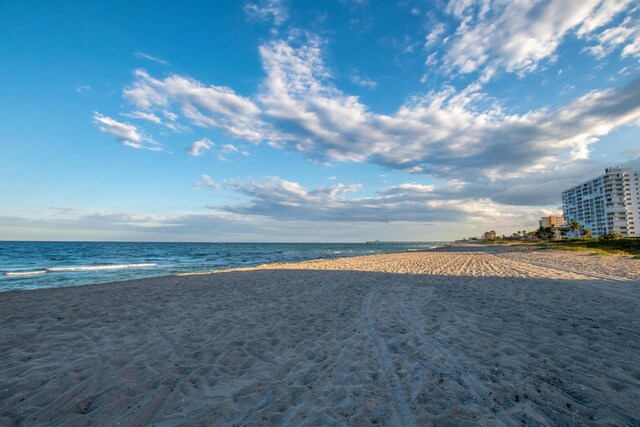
539;216;565;228
562;167;639;237
483;230;497;240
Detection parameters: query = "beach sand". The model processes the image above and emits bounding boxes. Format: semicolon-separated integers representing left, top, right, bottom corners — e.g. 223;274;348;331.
1;245;639;426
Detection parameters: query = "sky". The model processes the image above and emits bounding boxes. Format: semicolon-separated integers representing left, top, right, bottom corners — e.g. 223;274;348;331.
1;0;640;242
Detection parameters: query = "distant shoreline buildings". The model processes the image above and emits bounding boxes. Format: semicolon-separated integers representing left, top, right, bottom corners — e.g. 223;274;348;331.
456;167;640;242
562;167;639;237
483;230;497;240
539;216;565;228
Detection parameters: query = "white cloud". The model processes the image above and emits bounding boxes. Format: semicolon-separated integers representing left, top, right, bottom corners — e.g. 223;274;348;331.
0;206;514;242
349;73;378;88
440;0;634;80
216;144;241;161
244;0;288;26
163;110;178;121
257;38;640;186
108;35;640;208
584;16;640;59
425;23;446;48
188;138;214;156
134;52;170;65
380;183;436;194
222;144;239;153
15;163;640;241
75;85;91;94
123;69;269;142
196;175;222;190
220;176;537;224
577;0;634;36
123;110;162;124
28;166;640;241
93;112;162;151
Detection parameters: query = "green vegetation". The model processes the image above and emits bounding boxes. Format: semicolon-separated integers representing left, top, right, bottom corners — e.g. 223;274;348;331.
540;238;640;257
474;219;638;258
568;220;583;236
535;226;556;241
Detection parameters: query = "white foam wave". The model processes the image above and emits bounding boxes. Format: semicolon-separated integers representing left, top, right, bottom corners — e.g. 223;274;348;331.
4;270;47;276
47;263;157;272
4;263;157;276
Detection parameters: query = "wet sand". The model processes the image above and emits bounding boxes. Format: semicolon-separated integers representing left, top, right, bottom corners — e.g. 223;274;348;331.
1;245;639;426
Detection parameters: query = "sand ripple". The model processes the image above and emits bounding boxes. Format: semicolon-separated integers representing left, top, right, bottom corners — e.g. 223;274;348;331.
1;246;639;425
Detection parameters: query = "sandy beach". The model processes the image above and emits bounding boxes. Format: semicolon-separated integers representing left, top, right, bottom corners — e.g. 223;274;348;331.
1;245;639;426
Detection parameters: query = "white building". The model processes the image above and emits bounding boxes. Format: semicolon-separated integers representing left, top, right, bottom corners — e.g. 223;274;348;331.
562;167;639;237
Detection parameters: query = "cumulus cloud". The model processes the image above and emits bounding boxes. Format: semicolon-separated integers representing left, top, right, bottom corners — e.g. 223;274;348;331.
425;23;446;48
584;16;640;59
440;0;634;80
244;0;288;26
123;69;269;142
110;35;640;208
14;165;614;240
256;38;640;185
188;138;214;156
93;112;162;151
576;0;635;36
218;176;539;225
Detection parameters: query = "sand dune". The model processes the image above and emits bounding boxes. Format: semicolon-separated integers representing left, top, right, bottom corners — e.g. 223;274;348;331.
1;246;639;426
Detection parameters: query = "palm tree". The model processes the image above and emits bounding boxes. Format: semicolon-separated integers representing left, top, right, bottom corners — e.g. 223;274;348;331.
568;220;583;237
536;226;555;241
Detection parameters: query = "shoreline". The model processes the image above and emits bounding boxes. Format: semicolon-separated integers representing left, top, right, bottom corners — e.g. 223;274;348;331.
3;243;633;296
1;246;639;425
0;243;452;294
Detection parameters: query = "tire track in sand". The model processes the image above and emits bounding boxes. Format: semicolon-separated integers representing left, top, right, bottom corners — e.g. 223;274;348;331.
363;289;415;426
398;292;520;427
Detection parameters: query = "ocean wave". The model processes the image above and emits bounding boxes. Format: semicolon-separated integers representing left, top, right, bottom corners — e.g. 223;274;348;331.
4;263;157;276
4;270;47;276
47;263;157;272
407;246;439;252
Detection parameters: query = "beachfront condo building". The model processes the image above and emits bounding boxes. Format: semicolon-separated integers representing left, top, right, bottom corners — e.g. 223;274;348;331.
539;216;565;228
561;167;640;237
483;230;497;240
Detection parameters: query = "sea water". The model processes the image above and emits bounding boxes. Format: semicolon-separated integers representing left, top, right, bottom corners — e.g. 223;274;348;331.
0;241;443;292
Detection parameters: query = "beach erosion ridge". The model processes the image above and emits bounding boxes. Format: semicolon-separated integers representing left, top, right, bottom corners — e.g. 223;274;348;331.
1;244;639;426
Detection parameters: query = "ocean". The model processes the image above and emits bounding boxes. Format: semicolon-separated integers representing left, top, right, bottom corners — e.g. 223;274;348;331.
0;241;444;292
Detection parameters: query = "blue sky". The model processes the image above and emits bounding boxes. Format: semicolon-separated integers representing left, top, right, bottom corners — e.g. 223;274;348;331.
1;0;640;242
